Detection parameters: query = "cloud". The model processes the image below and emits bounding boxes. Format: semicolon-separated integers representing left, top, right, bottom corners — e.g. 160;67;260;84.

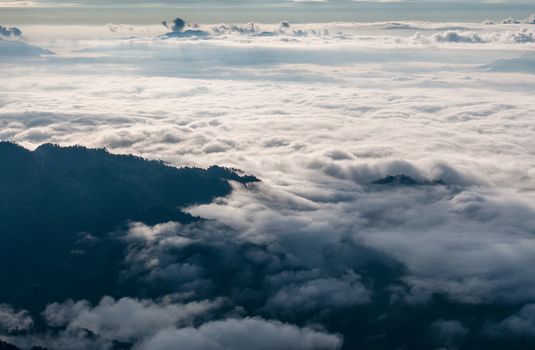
135;317;342;350
266;270;370;312
430;319;468;338
43;297;222;343
125;221;184;242
7;298;341;350
162;17;186;33
486;305;535;339
107;23;133;33
0;25;22;38
2;18;535;350
431;30;484;43
413;28;535;45
502;17;521;25
498;14;535;25
209;21;320;38
3;43;533;309
429;319;468;348
118;217;379;324
136;19;535;47
525;14;535;25
0;305;33;333
484;53;535;74
159;17;209;38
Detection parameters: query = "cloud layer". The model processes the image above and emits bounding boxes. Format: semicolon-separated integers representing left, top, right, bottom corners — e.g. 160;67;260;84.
1;17;535;350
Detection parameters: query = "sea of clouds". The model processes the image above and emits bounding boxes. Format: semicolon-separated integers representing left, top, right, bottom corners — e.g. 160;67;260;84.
1;15;535;350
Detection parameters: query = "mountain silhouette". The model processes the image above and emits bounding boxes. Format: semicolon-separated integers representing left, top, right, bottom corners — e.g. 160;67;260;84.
372;174;445;186
0;142;257;311
0;340;46;350
0;38;54;57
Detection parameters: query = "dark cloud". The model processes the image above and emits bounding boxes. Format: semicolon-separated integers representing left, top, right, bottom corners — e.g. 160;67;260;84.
486;305;535;339
160;17;209;38
0;26;22;38
265;270;370;313
429;319;468;348
168;17;186;32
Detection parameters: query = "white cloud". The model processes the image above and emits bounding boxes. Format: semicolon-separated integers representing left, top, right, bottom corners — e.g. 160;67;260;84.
135;317;342;350
2;19;535;348
2;30;535;306
43;297;222;343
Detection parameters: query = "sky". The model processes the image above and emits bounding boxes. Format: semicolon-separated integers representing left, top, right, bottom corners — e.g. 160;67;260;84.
1;0;535;23
1;2;535;350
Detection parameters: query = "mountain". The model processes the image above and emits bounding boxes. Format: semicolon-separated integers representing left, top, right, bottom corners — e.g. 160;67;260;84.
0;142;257;312
0;340;46;350
0;38;54;57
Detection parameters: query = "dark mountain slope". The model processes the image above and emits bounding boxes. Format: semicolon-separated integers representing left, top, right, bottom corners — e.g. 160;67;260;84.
0;142;257;311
